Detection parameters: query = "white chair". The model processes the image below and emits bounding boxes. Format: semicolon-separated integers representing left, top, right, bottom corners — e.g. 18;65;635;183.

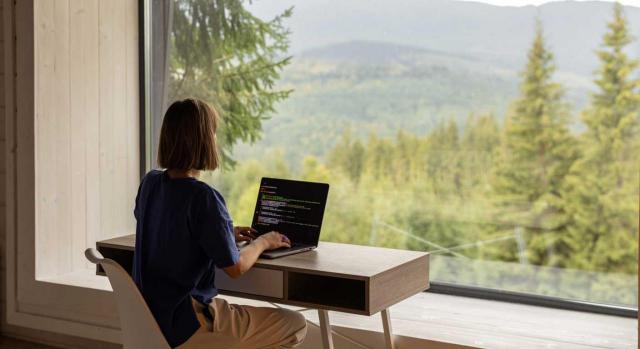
85;248;171;349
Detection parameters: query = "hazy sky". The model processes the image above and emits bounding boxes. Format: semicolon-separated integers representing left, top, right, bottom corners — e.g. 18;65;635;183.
467;0;640;6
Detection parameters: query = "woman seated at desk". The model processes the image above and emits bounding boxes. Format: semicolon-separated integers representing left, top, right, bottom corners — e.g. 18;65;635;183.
132;98;308;348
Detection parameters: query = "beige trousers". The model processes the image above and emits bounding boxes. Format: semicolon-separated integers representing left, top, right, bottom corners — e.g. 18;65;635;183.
179;298;308;349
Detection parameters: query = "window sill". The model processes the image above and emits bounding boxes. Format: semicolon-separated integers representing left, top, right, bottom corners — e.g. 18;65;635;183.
38;267;112;291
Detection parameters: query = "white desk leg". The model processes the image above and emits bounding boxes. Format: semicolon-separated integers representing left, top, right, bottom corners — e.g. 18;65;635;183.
381;308;396;349
318;309;334;349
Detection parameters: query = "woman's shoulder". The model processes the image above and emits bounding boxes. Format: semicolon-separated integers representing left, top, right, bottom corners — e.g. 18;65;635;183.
191;181;226;204
142;169;164;182
137;170;164;191
188;182;231;220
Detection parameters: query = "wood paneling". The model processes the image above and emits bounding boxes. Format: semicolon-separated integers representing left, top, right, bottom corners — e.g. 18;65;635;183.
1;0;12;335
125;0;140;244
35;0;73;277
5;0;138;342
3;0;137;343
0;106;5;142
32;0;139;278
0;0;4;334
0;336;57;349
69;0;98;270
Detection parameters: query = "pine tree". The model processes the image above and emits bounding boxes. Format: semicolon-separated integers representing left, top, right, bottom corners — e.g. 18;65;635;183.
327;130;366;183
365;135;394;180
425;121;460;196
492;22;577;265
460;114;500;196
392;131;419;184
169;0;292;166
563;3;640;273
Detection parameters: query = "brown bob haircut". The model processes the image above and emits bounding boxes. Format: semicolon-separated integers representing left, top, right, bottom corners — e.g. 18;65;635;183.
157;98;220;171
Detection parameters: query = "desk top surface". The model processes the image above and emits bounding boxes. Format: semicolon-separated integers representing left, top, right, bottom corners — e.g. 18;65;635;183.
98;234;428;279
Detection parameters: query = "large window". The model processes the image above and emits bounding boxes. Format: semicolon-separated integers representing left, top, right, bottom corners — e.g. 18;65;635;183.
150;0;639;312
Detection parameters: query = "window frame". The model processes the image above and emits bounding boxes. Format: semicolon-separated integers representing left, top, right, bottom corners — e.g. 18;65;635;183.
141;0;638;319
139;0;151;178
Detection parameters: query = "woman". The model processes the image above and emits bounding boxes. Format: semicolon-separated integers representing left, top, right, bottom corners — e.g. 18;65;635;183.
133;98;307;348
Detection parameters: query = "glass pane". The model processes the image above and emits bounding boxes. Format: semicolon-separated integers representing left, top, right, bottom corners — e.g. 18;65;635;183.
153;0;640;308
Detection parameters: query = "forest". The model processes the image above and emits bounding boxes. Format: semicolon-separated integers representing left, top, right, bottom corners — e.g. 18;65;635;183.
166;0;639;307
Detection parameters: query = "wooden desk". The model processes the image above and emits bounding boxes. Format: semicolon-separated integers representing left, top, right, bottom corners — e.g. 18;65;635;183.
97;235;430;349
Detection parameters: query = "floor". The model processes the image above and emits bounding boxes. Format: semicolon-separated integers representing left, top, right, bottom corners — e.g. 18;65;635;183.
1;294;636;349
0;336;57;349
222;292;638;349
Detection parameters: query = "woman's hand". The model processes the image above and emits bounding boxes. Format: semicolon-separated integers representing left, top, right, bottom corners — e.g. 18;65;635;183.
257;231;291;250
224;230;291;279
233;226;258;243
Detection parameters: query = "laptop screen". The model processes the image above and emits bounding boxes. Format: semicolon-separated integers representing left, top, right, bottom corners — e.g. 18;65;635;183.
251;177;329;246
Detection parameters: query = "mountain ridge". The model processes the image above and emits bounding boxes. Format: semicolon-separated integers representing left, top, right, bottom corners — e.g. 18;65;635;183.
250;0;640;77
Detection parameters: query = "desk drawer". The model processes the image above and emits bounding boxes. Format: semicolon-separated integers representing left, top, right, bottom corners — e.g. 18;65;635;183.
216;267;284;299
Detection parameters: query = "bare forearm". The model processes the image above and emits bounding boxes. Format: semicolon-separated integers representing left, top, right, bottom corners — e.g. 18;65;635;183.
237;238;269;274
223;231;290;279
224;238;268;278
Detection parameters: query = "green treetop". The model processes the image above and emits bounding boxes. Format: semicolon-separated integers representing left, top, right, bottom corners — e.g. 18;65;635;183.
169;0;292;167
492;22;577;265
563;3;640;273
327;130;366;184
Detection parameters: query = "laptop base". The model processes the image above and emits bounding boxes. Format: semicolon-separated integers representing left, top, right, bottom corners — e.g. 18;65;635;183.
260;245;315;259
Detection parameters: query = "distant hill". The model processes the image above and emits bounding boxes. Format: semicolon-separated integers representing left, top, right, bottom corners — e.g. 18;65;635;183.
235;0;640;165
250;0;640;77
298;41;478;65
235;40;522;163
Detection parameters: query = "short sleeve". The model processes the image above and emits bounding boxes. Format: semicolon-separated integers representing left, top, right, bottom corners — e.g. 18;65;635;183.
188;188;240;268
134;170;158;221
134;182;142;220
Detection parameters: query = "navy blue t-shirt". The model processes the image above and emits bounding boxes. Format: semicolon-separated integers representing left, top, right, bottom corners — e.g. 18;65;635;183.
132;170;239;348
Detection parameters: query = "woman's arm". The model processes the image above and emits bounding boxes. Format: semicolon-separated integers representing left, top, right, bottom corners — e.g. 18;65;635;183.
223;231;290;279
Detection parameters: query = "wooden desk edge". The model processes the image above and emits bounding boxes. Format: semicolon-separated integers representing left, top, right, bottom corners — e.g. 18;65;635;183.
369;254;430;314
96;234;431;316
97;234;429;282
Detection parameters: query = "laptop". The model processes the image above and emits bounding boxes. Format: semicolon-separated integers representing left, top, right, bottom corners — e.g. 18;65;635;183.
250;177;329;259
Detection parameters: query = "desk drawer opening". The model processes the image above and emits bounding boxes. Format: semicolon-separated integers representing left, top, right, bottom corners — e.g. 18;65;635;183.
287;272;366;311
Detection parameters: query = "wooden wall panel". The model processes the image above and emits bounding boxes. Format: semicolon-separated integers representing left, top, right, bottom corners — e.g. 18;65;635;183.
52;0;72;276
125;0;140;244
0;0;3;123
81;0;102;272
0;0;5;326
97;0;115;248
125;0;143;215
33;0;139;278
0;0;138;342
70;0;99;270
34;0;73;277
0;108;4;142
35;0;60;278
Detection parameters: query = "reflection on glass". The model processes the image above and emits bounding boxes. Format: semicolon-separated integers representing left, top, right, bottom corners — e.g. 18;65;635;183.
152;0;640;308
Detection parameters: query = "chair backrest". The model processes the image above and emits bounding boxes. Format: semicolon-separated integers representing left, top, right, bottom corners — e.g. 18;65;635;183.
85;248;171;349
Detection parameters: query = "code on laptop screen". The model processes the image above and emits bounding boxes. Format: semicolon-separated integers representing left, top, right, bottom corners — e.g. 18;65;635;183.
251;177;329;246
